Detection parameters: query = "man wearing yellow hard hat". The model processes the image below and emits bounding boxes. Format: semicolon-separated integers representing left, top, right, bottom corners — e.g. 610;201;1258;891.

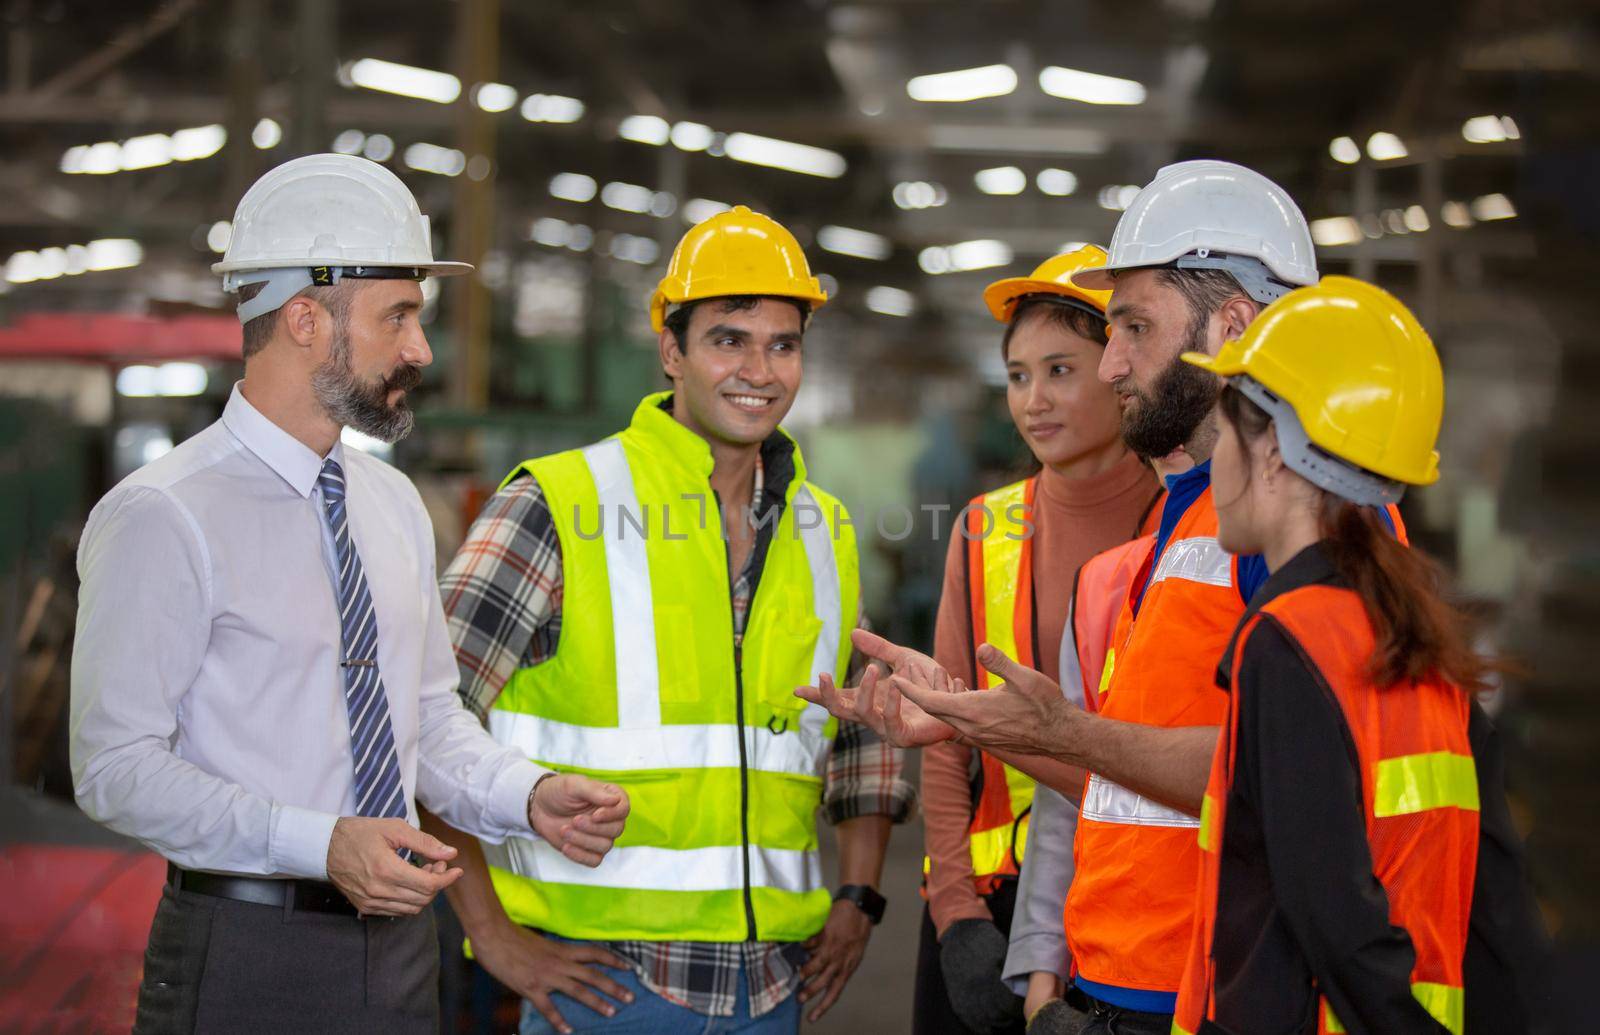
915;246;1161;1035
427;205;914;1034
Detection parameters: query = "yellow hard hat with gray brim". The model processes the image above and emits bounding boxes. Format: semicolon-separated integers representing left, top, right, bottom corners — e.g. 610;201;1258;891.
649;205;829;332
982;245;1114;324
1181;275;1442;506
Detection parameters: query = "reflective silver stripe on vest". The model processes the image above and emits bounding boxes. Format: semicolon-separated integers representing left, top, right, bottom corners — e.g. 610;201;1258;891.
792;485;840;746
489;711;830;777
1149;535;1232;590
1080;773;1200;829
488;839;822;894
582;439;661;728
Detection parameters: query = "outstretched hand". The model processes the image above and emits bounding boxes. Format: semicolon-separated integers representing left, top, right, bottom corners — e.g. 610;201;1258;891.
889;643;1081;757
794;629;962;747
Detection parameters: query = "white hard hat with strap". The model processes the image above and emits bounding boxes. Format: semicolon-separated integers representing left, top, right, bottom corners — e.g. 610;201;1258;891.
213;153;472;324
1074;160;1318;304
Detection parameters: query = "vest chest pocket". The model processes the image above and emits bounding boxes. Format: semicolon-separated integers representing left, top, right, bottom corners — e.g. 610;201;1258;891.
743;604;825;729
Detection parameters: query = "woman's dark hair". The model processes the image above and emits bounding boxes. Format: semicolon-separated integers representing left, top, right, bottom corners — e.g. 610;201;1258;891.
1000;297;1109;360
1219;384;1489;692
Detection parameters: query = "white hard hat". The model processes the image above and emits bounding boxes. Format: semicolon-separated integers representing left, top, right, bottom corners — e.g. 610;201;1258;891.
213;153;471;323
1074;160;1317;304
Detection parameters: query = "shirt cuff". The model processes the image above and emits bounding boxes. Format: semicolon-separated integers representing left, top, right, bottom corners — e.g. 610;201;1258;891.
822;779;919;825
484;757;550;841
1002;931;1070;993
268;804;341;879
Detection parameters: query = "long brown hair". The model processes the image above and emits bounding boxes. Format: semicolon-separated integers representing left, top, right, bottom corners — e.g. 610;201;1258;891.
1219;385;1489;692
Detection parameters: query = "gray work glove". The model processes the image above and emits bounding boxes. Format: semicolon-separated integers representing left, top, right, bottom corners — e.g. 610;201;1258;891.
1026;998;1090;1035
940;918;1025;1033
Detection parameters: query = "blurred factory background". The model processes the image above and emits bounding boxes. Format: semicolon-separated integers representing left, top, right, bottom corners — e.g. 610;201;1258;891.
1;0;1595;1030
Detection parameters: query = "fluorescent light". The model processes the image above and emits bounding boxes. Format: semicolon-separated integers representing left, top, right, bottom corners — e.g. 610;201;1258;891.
82;142;121;174
1036;168;1078;196
35;248;68;279
683;198;730;225
404;142;466;176
206;221;232;253
1403;205;1430;232
918;239;1011;275
601;181;654;213
529;217;594;252
362;133;395;162
116;361;207;397
64;244;88;275
1039;66;1146;105
332;129;365;155
865;286;915;317
1441;201;1473;228
521;93;585;123
474;82;518;112
119;133;172;171
1329;136;1361;164
1500;117;1521;140
1471;193;1516;221
252;118;282;149
817;225;891;261
1098;185;1141;211
975;165;1027;195
171;124;226;161
1366;131;1408;161
892;181;947;210
1310;216;1361;247
723;132;846;178
671;121;714;151
549;172;598;202
618;114;670;145
346;58;461;104
907;64;1017;103
609;233;660;265
86;238;142;271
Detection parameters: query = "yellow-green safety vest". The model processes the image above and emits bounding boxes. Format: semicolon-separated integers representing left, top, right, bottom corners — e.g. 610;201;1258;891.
483;392;860;943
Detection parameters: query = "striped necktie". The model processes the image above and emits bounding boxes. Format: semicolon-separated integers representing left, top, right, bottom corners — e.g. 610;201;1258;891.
318;458;409;823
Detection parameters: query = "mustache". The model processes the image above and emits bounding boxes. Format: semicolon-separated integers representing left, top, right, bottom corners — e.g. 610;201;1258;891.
382;364;422;394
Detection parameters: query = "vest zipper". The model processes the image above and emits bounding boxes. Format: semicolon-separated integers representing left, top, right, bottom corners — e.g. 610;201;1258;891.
715;488;760;941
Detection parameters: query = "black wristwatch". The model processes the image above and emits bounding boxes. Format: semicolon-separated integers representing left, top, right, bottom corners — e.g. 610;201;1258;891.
834;884;887;925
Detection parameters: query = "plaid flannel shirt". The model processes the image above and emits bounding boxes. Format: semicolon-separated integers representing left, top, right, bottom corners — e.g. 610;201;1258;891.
441;444;915;1018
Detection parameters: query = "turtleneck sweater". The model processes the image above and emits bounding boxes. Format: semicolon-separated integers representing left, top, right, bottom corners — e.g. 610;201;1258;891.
923;449;1161;934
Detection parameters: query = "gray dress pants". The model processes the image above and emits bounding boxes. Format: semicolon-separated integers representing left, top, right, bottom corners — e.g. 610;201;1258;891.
133;883;439;1034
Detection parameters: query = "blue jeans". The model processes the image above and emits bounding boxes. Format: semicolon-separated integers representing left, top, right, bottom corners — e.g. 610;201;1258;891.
518;955;800;1035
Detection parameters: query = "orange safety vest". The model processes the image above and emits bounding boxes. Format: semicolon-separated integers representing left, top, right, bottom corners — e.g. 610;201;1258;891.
1067;493;1409;995
957;477;1039;887
1067;500;1161;713
1173;583;1477;1035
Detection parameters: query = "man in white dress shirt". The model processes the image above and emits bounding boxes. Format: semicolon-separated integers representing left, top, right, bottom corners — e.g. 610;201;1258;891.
70;153;630;1033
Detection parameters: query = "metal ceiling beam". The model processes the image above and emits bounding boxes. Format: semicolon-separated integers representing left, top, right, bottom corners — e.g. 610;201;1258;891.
30;0;201;101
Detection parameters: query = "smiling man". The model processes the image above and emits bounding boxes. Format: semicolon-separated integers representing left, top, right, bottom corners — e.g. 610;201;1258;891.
71;154;628;1034
430;206;914;1034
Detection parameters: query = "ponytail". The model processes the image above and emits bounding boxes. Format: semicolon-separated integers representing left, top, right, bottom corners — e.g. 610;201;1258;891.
1320;498;1490;692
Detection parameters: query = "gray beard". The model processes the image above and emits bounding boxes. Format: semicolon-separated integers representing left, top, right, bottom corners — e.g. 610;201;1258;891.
311;330;418;444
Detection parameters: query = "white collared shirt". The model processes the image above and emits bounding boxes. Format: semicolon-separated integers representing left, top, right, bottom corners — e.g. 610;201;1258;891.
70;384;546;879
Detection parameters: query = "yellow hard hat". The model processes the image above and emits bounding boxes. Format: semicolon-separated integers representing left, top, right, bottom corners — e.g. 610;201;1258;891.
1182;275;1442;490
982;245;1114;323
649;205;829;331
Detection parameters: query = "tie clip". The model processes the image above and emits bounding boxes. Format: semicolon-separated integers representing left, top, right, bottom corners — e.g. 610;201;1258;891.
341;658;376;668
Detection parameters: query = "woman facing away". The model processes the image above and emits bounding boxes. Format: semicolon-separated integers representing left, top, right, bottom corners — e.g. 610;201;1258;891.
1171;275;1546;1035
